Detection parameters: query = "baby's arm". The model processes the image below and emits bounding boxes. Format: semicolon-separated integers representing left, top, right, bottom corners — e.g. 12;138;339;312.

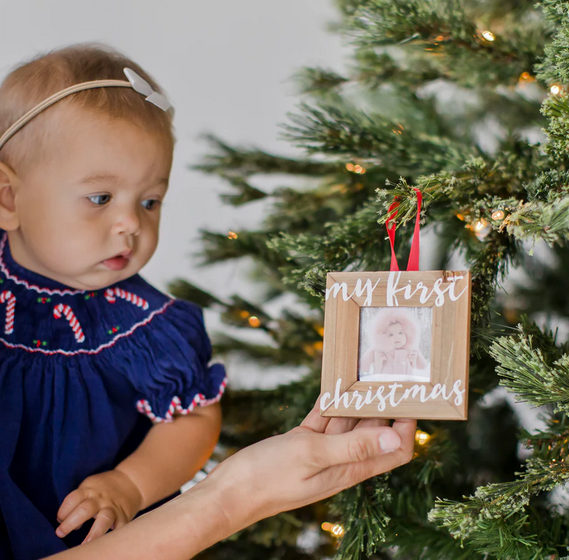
360;349;375;372
117;403;222;507
56;403;222;542
408;350;427;370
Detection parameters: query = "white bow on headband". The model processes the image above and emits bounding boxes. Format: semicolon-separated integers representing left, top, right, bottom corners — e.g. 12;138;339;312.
123;68;172;112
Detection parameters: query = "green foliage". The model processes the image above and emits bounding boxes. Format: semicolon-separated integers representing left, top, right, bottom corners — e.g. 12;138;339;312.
176;0;569;557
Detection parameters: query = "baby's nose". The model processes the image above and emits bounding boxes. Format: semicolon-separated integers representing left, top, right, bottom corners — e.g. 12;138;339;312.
112;207;142;236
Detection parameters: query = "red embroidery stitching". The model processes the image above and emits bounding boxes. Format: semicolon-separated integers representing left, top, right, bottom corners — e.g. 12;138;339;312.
0;299;174;355
136;377;227;423
0;290;15;334
105;287;149;310
53;304;85;343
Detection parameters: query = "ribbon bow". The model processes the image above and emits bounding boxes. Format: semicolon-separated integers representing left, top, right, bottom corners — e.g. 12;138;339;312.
123;68;173;112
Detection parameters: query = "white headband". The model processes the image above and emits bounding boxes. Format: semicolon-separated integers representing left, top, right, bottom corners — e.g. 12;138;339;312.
0;67;172;152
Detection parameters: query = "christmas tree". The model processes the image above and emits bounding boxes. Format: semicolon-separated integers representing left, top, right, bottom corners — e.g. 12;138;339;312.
172;0;569;558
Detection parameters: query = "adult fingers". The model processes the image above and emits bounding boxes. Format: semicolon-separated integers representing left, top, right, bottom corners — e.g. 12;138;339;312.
318;436;414;496
56;489;86;523
82;508;116;543
324;417;359;435
319;425;402;469
354;418;390;430
317;420;416;492
55;498;98;538
391;418;417;445
299;401;331;433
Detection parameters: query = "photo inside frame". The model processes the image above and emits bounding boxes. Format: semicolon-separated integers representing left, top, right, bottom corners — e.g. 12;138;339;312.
358;306;433;383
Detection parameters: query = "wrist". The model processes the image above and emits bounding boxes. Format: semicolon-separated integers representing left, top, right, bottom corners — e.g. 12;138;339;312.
113;464;145;512
198;464;262;535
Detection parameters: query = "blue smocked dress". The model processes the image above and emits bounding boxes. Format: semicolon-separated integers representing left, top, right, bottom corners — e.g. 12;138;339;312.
0;232;227;560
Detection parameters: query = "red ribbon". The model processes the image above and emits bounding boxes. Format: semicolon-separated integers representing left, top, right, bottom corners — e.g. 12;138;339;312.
385;188;422;272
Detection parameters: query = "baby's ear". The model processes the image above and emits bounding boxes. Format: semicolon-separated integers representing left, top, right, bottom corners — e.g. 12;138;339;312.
0;163;19;231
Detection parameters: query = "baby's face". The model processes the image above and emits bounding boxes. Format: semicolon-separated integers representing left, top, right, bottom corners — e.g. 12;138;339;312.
383;322;407;350
7;105;172;290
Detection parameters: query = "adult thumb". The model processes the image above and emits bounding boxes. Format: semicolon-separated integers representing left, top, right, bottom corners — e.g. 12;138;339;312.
322;426;402;467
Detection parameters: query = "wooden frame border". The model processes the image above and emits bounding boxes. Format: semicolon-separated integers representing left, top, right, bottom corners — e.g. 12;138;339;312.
320;270;471;420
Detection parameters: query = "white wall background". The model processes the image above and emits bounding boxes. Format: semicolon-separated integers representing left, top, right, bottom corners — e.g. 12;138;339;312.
0;0;346;301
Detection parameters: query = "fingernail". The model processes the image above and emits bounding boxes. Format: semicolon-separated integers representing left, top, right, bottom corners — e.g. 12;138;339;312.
56;529;64;538
379;431;400;452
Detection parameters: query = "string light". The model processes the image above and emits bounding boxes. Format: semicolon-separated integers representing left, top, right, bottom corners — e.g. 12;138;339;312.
346;163;366;174
239;310;250;319
474;219;487;232
248;316;261;328
321;522;345;538
518;72;535;84
316;325;324;337
435;35;445;42
456;213;465;221
415;430;431;445
304;341;324;357
481;30;495;42
491;209;505;220
228;231;238;240
550;84;562;95
392;124;404;135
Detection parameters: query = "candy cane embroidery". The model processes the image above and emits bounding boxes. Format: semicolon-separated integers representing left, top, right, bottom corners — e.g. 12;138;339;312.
0;290;16;334
105;287;149;310
53;304;85;343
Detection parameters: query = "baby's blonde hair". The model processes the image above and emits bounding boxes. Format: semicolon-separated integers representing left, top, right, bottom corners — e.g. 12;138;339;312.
0;43;174;172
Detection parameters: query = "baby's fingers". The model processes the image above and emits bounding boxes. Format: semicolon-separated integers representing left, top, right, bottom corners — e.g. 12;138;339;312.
56;498;98;538
82;508;117;544
57;489;86;523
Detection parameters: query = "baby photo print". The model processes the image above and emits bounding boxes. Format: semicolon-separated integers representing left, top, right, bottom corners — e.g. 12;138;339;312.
320;270;471;420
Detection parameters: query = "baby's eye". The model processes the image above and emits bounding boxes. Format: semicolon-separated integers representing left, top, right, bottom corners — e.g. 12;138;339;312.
142;199;161;211
87;194;111;205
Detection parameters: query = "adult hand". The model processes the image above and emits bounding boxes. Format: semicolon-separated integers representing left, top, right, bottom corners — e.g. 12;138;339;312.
44;404;415;560
56;469;143;543
206;404;416;531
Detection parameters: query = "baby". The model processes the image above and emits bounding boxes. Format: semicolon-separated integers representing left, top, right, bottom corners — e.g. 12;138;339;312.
0;45;226;558
360;308;428;380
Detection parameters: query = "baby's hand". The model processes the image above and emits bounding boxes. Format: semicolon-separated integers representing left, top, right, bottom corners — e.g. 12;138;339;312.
409;350;418;368
56;469;143;544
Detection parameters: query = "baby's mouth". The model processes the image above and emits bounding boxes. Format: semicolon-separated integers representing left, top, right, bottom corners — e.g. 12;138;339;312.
102;250;132;271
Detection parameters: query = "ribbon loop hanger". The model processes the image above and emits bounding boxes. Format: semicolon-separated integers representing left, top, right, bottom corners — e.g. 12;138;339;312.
385;188;422;272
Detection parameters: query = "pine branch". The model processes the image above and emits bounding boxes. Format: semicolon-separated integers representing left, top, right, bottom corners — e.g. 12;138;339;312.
346;0;544;87
194;135;338;177
332;483;391;560
504;197;569;246
536;0;569;84
283;102;474;173
429;463;569;558
491;327;569;413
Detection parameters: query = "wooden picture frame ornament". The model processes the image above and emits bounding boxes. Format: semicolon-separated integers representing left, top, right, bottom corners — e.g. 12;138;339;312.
320;189;471;420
